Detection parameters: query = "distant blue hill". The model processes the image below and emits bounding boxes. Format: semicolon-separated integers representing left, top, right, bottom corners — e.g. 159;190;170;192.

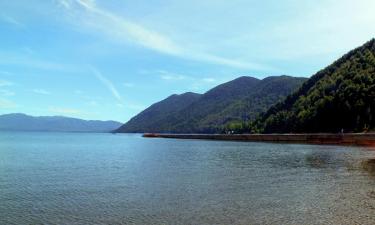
0;113;122;133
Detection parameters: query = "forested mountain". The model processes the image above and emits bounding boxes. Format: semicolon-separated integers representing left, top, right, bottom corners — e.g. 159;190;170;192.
253;39;375;133
116;76;306;133
117;92;202;132
0;113;122;132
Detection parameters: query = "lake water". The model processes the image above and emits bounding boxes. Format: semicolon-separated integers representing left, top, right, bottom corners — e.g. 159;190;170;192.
1;132;375;225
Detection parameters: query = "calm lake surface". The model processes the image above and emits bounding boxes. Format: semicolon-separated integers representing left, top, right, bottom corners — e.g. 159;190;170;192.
1;132;375;225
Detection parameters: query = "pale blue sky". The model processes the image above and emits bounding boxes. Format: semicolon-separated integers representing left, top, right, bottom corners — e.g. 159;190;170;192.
0;0;374;122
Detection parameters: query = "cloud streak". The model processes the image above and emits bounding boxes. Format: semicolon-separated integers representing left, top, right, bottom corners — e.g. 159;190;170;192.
0;98;17;108
49;106;81;115
202;78;216;83
123;82;135;88
90;66;123;103
1;14;23;27
58;0;271;70
33;89;51;95
0;90;15;96
0;71;11;76
158;70;187;81
0;51;76;71
0;79;13;87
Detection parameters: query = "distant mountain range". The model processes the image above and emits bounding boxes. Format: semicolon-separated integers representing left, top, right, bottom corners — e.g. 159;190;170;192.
254;39;375;133
116;75;307;133
0;113;122;132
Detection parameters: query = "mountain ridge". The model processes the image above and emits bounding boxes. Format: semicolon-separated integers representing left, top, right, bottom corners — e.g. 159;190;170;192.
0;113;122;132
117;75;307;133
254;38;375;133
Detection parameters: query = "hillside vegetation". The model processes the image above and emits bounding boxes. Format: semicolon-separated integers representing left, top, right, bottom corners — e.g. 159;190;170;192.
116;92;201;133
116;76;306;133
252;39;375;133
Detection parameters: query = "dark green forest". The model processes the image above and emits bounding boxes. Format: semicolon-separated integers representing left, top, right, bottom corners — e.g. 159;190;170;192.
244;39;375;133
116;76;306;133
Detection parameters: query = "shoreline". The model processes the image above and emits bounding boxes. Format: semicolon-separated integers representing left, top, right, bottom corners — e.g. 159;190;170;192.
143;133;375;146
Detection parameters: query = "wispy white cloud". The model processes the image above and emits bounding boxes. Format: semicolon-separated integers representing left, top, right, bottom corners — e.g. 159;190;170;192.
202;78;216;83
0;90;15;96
22;47;35;55
1;15;23;27
116;103;124;108
155;70;186;81
143;69;223;90
49;106;81;115
217;0;375;63
152;70;222;87
0;79;13;87
90;66;123;103
263;0;375;60
123;82;135;88
125;103;146;111
74;0;183;55
147;69;224;92
160;75;184;80
0;51;74;71
87;100;98;106
0;98;17;108
0;71;11;76
74;90;84;95
33;89;51;95
190;79;222;92
58;0;272;70
58;0;72;9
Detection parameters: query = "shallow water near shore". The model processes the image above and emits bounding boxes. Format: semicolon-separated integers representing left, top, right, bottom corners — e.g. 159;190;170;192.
1;132;375;224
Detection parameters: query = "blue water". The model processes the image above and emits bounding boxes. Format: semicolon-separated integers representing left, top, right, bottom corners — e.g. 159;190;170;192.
0;132;374;225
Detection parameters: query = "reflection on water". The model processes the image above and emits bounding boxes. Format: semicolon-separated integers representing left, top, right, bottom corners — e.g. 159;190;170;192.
362;158;375;176
305;151;334;168
0;132;375;225
263;147;344;170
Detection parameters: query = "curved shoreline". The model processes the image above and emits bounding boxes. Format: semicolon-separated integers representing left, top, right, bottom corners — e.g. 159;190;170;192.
143;133;375;146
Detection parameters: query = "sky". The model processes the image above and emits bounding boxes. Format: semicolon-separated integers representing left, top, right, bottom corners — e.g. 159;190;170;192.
0;0;374;123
